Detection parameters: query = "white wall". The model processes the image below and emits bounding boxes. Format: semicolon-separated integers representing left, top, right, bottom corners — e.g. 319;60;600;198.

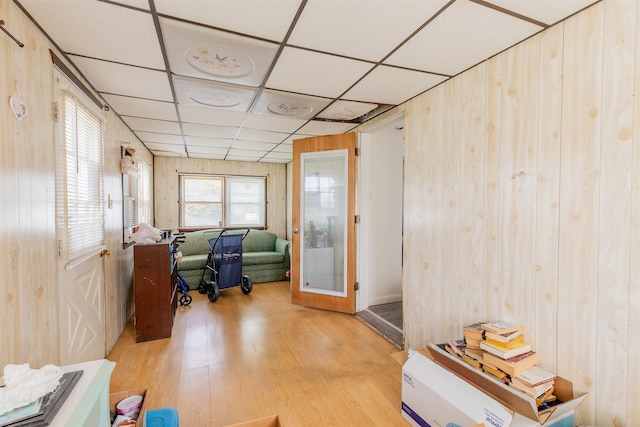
357;116;404;309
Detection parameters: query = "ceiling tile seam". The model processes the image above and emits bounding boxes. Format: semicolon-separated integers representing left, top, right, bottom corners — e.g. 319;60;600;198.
228;0;310;162
66;53;166;73
469;0;550;28
149;0;188;157
98;0;149;14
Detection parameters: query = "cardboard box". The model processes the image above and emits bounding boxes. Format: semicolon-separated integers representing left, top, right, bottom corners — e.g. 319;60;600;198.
401;344;586;427
225;415;281;427
109;388;147;427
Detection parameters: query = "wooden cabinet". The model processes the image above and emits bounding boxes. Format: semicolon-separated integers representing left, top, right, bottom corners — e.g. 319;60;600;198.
133;236;178;342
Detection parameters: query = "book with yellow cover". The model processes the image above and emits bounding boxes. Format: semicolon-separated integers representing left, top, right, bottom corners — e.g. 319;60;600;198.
484;334;525;350
480;339;532;359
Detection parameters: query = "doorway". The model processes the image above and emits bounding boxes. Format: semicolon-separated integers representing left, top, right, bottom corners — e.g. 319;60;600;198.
356;114;405;347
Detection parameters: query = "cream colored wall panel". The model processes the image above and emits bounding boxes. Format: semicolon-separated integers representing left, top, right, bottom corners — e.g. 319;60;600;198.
629;3;640;422
596;1;635;425
557;4;603;423
459;63;486;326
483;54;504;320
440;76;463;341
534;24;563;373
0;0;58;366
499;37;539;332
153;157;287;238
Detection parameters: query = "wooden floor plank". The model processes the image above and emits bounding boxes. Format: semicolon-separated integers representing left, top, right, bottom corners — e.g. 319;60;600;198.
108;281;406;426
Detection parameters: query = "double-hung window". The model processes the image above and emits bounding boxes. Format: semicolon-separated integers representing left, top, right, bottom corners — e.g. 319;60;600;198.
180;174;266;228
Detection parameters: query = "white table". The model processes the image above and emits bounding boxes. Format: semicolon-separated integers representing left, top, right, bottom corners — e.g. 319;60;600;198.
50;359;116;427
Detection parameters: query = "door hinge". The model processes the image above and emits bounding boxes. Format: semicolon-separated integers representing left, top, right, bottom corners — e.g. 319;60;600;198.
53;101;59;122
354;282;359;291
355;215;360;224
355;147;360;156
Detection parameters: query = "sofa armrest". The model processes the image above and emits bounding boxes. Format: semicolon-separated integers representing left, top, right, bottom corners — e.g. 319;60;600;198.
275;237;290;264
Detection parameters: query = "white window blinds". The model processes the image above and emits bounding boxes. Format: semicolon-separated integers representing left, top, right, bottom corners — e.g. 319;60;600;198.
62;91;105;260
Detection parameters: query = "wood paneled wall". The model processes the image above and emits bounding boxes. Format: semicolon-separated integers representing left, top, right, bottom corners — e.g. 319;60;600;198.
0;0;152;367
381;1;637;425
153;157;287;238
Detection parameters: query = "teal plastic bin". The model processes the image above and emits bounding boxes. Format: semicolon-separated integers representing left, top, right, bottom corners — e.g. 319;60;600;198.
145;408;179;427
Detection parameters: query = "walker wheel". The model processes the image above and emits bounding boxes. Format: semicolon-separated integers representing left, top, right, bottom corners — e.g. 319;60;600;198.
241;276;252;294
207;282;220;302
179;293;192;306
198;281;207;294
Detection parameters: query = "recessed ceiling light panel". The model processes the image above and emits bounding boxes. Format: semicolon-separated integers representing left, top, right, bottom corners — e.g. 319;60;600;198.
185;45;255;78
253;89;331;120
317;100;378;121
189;87;242;108
267;102;313;116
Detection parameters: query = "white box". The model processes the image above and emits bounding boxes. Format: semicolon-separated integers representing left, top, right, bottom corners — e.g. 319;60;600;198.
401;344;587;427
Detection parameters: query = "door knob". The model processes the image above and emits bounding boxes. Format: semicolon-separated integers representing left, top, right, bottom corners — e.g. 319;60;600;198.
292;228;299;233
100;249;111;257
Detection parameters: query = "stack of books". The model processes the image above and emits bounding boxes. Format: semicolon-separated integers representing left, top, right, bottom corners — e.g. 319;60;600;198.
479;321;537;378
443;320;560;409
511;365;557;407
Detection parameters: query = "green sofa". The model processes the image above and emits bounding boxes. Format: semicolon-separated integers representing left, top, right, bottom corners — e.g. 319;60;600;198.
176;229;290;290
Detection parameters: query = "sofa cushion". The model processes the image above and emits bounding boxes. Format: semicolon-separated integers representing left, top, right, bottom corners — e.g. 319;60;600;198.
242;251;285;266
243;230;277;252
177;231;216;256
178;253;208;270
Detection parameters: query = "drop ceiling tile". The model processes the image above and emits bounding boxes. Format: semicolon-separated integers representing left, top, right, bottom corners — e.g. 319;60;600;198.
386;0;543;76
154;0;300;41
227;149;269;158
103;94;177;121
344;66;448;105
135;132;184;145
232;140;278;151
174;76;256;112
484;0;598;25
226;156;263;162
288;0;450;62
124;117;181;134
262;151;292;160
144;142;185;152
19;0;164;68
272;144;293;153
266;47;374;98
190;153;227;160
252;90;332;120
297;121;358;136
146;144;187;156
259;157;290;164
161;18;279;87
243;113;308;134
179;105;246;127
187;146;230;155
154;150;187;157
109;0;150;10
182;123;238;139
184;136;233;148
316;100;378;121
69;55;173;102
235;128;291;144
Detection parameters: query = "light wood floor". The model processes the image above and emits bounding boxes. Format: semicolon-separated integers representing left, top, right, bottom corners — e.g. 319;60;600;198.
107;281;407;426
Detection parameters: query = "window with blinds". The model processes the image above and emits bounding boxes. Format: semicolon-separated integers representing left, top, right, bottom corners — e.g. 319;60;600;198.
62;91;105;261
